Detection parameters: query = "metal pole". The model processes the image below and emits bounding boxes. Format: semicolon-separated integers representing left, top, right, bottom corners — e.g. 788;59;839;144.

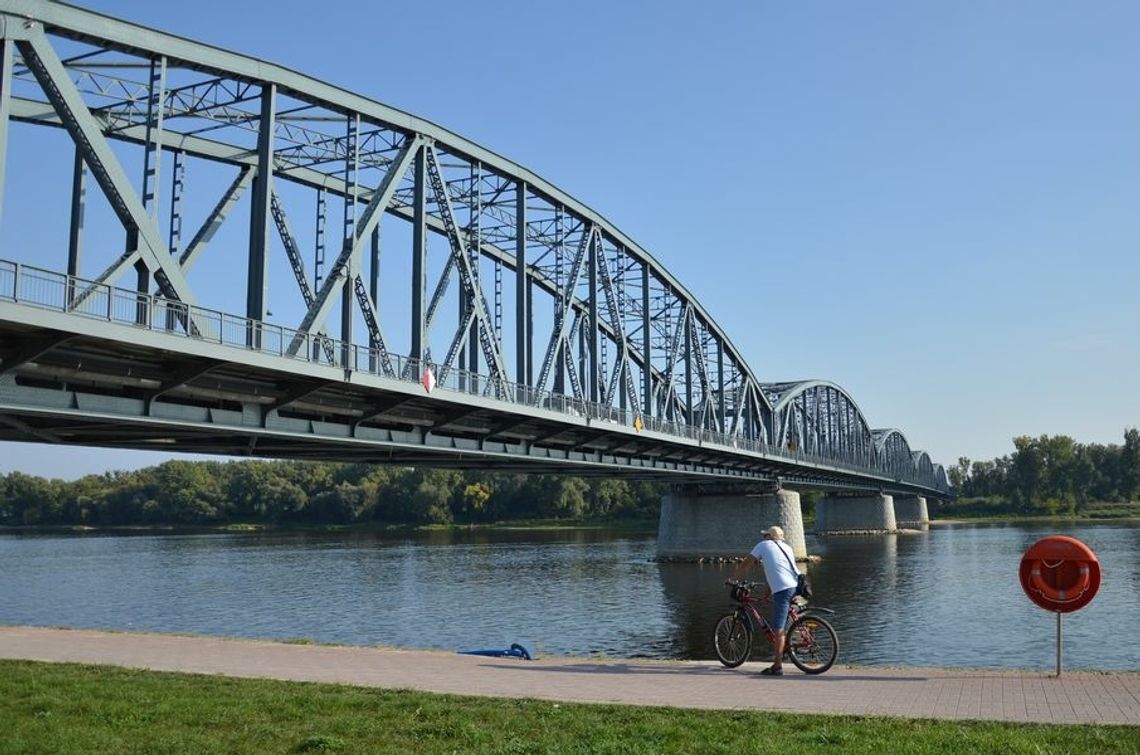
340;114;359;368
1056;611;1062;677
641;263;652;418
369;225;380;373
141;56;166;219
684;313;693;425
467;162;481;378
553;208;565;394
411;144;427;365
587;232;598;402
134;258;149;326
314;188;327;291
0;39;13;225
515;180;528;389
67;147;85;306
246;83;275;338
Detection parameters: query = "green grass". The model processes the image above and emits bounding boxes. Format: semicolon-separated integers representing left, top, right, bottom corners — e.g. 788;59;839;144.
1;661;1138;754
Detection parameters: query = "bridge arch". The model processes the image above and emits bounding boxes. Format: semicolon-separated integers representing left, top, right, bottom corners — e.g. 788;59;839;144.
932;463;950;492
872;429;915;480
912;451;935;488
761;381;874;466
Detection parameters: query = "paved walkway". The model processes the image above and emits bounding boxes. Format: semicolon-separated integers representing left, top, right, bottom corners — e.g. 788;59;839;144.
2;626;1138;726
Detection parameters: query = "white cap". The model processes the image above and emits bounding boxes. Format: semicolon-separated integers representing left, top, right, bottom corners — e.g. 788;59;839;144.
766;525;784;540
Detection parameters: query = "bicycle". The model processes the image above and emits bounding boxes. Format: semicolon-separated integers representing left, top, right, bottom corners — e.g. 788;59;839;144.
714;579;839;674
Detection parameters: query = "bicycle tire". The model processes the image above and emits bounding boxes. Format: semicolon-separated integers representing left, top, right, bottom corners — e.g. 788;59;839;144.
713;613;752;668
786;614;838;674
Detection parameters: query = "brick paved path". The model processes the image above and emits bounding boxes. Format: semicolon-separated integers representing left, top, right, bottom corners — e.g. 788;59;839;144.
2;626;1138;725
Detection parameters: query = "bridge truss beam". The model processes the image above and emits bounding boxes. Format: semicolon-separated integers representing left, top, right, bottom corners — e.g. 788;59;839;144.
0;1;950;496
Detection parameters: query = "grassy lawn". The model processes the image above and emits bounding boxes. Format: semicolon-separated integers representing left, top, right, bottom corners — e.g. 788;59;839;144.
2;661;1138;754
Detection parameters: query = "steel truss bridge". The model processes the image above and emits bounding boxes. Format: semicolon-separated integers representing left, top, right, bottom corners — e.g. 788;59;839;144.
0;1;949;497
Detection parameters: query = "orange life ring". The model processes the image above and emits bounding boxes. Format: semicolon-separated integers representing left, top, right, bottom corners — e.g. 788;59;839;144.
1027;560;1091;604
1018;536;1101;613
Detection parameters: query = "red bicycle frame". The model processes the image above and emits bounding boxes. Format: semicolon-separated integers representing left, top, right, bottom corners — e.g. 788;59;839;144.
737;593;800;645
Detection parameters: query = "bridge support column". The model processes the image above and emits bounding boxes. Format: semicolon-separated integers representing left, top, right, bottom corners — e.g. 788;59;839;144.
657;489;805;560
815;494;897;534
893;495;929;529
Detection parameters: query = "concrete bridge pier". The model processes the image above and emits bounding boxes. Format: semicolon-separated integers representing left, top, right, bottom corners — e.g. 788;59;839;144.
815;493;897;534
894;495;929;529
657;489;806;560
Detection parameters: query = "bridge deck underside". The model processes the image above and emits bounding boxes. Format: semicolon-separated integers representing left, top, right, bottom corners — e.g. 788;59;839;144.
0;312;931;492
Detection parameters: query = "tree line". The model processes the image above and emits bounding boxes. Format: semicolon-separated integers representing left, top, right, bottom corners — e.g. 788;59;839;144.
947;429;1139;515
7;428;1135;527
0;460;666;527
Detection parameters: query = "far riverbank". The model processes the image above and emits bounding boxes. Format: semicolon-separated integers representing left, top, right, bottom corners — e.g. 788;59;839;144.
0;516;660;536
10;508;1140;537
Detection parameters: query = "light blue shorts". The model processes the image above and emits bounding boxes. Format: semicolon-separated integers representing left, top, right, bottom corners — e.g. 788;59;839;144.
771;587;795;632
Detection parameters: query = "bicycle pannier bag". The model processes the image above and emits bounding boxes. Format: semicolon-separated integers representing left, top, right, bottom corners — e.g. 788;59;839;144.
796;572;814;599
778;542;813;598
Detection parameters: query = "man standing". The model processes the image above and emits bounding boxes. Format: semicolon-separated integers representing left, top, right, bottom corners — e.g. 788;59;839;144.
726;525;799;676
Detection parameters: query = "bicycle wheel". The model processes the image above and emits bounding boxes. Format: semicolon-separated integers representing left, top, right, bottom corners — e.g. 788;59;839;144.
786;614;838;674
713;613;752;668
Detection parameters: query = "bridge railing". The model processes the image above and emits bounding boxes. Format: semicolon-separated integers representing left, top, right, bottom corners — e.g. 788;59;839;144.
0;259;948;493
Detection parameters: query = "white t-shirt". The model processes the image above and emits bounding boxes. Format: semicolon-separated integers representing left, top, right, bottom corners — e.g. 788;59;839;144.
749;538;799;593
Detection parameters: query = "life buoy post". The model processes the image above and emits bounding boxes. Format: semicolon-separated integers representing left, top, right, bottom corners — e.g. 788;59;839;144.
1018;535;1101;677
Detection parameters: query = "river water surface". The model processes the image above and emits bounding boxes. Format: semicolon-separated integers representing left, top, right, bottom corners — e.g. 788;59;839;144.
2;521;1138;670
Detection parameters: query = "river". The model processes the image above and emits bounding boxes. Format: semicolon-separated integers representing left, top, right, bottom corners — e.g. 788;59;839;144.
2;520;1137;670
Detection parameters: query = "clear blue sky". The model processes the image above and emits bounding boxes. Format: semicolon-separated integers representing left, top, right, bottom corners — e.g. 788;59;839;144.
2;0;1138;479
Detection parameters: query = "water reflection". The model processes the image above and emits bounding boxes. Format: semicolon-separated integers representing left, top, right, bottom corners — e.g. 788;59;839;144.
2;521;1139;670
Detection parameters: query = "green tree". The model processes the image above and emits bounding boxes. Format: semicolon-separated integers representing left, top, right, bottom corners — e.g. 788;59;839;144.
150;460;228;523
97;472;151;524
308;482;373;523
1083;443;1119;502
1010;436;1045;512
587;479;629;518
457;482;493;522
61;474;109;523
2;471;63;525
260;477;309;520
1041;435;1078;514
1067;445;1096;511
949;457;971;491
550;477;589;518
967;459;1007;498
1122;428;1140;501
226;462;278;519
378;469;457;524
